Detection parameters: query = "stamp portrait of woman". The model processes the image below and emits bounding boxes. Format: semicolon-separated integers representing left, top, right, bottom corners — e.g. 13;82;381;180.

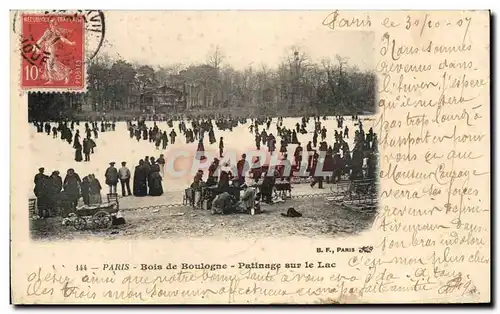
35;17;76;84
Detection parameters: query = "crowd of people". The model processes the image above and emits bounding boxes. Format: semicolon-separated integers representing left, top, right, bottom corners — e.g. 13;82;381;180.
180;115;378;214
31;114;378;218
31;157;165;218
32;120;118;163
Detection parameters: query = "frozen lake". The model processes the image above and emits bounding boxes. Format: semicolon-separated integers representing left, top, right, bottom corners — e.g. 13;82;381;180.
28;116;375;198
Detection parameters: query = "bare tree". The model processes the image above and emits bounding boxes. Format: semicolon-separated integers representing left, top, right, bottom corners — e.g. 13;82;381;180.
284;45;310;104
206;45;225;70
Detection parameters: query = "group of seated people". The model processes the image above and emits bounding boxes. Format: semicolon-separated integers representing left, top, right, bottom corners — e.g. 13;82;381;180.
186;158;285;215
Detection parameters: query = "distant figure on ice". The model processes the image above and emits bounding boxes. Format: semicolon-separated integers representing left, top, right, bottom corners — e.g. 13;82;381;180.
161;131;168;149
197;137;206;161
105;162;119;194
83;136;92;161
219;137;224;158
154;131;161;149
74;139;83;162
73;129;80;144
169;129;176;144
294;143;303;167
320;126;327;141
255;133;261;150
313;131;318;148
267;133;276;154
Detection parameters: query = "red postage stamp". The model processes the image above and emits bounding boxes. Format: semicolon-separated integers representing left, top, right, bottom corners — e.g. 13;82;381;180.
20;14;85;91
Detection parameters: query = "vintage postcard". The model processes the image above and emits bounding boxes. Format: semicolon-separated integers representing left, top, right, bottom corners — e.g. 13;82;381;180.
10;10;490;304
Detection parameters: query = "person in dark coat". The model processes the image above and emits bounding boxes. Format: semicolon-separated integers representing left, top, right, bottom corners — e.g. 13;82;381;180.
169;129;176;144
291;130;298;144
255;133;261;150
74;140;83;162
80;175;90;205
73;130;80;146
148;168;163;196
105;162;119;194
260;171;276;204
33;168;49;217
294;143;303;167
63;168;81;210
219;137;224;158
88;174;103;205
48;170;62;217
161;131;168;150
135;128;141;142
83;136;92;162
133;160;148;196
313;131;318;148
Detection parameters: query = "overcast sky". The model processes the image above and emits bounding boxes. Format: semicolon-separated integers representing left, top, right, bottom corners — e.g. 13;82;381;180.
100;11;375;70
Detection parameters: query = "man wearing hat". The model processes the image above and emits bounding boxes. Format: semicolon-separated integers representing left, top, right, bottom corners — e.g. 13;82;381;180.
34;167;47;187
33;167;49;217
118;161;132;196
105;162;119;194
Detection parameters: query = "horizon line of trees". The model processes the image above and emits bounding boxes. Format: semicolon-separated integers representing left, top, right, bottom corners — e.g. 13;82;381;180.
87;45;376;113
28;45;377;120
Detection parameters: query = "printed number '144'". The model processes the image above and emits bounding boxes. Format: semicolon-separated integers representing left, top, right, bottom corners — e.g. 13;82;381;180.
76;265;87;271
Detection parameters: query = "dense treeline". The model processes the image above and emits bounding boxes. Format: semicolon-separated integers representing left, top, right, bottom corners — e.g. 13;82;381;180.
28;46;376;120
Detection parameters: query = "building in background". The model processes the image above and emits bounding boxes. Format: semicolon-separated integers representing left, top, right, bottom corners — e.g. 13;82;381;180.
139;85;186;113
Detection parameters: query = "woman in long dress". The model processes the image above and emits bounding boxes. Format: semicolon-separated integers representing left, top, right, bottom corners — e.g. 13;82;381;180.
133;160;148;196
74;140;83;162
147;158;163;196
148;170;163;197
157;154;166;178
88;174;103;205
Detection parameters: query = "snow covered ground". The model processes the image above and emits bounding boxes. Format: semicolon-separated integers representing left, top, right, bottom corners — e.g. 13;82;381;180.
28;116;375;198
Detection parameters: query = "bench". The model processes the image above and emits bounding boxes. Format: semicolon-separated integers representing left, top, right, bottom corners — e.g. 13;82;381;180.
326;179;377;206
107;193;120;210
29;198;37;217
274;180;292;199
